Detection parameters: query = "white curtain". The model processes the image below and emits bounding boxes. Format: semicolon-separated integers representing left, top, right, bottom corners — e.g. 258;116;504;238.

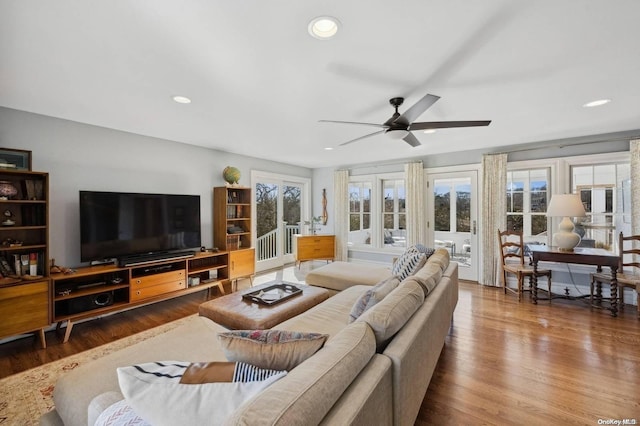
405;161;426;246
333;169;350;261
481;153;507;286
631;139;640;235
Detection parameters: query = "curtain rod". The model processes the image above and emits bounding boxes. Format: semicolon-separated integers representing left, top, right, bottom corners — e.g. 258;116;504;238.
505;134;638;155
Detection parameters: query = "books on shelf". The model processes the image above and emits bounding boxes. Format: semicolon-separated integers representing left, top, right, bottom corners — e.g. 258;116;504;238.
0;251;44;277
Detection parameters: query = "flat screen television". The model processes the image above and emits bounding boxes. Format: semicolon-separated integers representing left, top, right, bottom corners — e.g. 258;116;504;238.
80;190;201;263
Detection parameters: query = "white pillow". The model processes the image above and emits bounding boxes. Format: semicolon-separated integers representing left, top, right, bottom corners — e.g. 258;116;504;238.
116;361;286;426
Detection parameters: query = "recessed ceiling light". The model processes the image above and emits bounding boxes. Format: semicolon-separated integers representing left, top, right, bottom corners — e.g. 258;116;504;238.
423;129;436;134
324;147;334;151
583;99;611;108
308;16;340;40
173;95;192;104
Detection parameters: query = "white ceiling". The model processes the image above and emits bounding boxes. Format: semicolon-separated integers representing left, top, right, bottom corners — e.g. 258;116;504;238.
1;1;639;169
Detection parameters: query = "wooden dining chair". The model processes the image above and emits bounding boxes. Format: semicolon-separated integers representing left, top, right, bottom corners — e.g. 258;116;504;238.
498;229;552;302
590;232;640;318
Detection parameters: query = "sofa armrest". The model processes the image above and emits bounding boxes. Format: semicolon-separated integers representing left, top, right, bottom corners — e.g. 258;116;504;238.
320;354;393;426
382;264;458;426
88;391;124;426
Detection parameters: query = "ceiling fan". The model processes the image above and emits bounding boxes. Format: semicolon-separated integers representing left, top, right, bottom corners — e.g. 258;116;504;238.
320;93;491;147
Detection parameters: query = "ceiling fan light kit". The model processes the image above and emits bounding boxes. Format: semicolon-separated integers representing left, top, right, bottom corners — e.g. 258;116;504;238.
386;129;409;140
320;92;491;147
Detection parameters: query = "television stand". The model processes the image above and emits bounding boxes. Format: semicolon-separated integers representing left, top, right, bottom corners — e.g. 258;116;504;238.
118;251;196;267
50;251;230;342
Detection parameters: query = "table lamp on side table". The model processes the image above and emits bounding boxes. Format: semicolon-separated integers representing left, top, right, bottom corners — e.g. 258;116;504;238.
546;194;587;251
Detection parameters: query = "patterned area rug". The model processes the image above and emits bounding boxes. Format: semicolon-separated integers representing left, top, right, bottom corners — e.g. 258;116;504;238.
0;314;198;426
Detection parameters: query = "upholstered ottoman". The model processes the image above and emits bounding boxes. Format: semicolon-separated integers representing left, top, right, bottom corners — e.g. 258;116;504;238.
199;281;331;330
305;261;392;292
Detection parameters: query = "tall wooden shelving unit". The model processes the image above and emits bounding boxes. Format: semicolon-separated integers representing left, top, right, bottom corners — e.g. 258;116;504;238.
213;186;255;288
0;170;50;348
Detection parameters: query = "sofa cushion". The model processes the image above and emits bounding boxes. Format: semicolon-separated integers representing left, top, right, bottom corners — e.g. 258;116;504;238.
391;250;427;280
305;261;392;291
355;280;425;350
276;285;371;335
348;276;401;323
218;330;328;371
115;361;286;426
404;248;450;296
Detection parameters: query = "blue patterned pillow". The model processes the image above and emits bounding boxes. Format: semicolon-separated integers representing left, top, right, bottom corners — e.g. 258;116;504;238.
392;250;427;280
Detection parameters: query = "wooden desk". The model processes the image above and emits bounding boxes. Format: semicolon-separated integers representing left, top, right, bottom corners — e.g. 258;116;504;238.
529;245;620;316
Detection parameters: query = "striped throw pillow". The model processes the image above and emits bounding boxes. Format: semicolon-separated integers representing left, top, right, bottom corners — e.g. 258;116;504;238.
391;250;427;280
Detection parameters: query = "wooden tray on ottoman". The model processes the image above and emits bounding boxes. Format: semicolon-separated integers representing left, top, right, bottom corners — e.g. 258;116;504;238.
199;281;331;330
242;283;302;305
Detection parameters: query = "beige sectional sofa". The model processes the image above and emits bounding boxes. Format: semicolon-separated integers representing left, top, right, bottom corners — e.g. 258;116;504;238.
40;248;458;426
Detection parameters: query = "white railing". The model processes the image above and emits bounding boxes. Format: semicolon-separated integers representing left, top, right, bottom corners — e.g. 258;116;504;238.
256;224;300;261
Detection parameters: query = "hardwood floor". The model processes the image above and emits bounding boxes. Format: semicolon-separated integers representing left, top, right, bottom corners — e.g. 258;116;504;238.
419;282;640;424
1;280;639;424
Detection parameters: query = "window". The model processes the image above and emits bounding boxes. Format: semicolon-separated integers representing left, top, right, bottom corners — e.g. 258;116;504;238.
349;181;371;246
506;169;549;240
348;174;406;249
571;163;630;252
382;179;406;247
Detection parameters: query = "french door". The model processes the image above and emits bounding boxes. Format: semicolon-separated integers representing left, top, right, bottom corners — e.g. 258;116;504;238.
252;171;310;272
427;170;478;281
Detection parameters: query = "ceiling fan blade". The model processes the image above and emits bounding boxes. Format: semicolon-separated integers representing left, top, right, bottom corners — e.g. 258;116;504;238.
339;130;386;146
319;119;388;128
409;120;491;130
395;94;440;125
403;132;421;147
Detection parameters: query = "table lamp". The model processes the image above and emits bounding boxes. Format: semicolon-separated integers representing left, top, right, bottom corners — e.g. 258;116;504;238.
546;194;587;251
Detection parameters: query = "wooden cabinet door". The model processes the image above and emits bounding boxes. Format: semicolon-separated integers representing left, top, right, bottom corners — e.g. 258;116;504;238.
0;280;49;338
229;248;255;280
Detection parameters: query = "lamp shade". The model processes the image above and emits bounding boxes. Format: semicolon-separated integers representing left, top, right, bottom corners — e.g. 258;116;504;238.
546;194;586;251
546;194;586;218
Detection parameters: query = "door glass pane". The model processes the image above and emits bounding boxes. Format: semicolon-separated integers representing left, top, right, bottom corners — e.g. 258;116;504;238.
433;177;472;272
283;185;301;255
434;184;450;232
255;183;278;261
456;183;470;233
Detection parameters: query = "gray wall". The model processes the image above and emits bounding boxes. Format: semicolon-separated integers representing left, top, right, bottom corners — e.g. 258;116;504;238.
0;107;312;267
